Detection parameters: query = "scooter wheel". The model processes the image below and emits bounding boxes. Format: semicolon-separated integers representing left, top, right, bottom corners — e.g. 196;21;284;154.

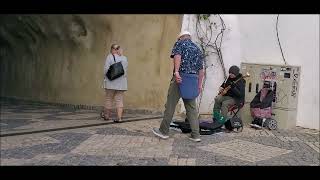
268;119;277;130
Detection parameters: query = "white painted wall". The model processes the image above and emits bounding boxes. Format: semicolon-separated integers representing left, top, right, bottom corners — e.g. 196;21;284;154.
179;14;319;130
238;14;319;130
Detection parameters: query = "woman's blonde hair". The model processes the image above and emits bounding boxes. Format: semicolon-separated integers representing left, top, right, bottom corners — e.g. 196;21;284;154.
111;44;120;50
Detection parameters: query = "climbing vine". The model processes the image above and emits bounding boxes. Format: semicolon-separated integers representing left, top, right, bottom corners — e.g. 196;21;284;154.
195;14;228;115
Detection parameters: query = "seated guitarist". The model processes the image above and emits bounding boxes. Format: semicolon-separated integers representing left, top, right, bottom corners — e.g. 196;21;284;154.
213;65;246;123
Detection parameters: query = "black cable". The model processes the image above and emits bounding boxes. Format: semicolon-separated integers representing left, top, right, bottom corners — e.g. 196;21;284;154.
276;14;288;65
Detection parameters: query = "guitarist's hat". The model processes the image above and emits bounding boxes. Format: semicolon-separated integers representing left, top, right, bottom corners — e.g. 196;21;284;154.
229;65;240;76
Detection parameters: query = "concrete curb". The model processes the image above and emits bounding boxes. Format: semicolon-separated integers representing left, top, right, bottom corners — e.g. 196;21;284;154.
0;115;163;137
0;96;163;115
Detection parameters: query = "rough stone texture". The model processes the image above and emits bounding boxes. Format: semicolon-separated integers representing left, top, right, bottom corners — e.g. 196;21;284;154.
0;15;182;110
71;134;174;158
198;139;292;163
1;102;319;166
0;101;161;136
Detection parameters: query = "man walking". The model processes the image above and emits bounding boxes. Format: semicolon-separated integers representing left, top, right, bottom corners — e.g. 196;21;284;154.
152;31;204;142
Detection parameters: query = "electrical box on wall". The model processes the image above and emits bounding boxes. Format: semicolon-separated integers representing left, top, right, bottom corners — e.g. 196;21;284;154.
240;62;301;129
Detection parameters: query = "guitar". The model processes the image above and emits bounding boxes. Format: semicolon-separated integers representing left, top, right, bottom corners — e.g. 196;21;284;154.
218;72;250;96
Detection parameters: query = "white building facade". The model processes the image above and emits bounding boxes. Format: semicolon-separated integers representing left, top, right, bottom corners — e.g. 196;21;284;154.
177;14;319;130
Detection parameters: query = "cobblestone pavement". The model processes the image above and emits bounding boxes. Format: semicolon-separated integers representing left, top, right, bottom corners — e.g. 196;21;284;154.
0;100;161;136
1;101;319;166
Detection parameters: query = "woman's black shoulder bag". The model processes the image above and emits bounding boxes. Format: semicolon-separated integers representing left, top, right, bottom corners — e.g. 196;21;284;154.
106;54;124;80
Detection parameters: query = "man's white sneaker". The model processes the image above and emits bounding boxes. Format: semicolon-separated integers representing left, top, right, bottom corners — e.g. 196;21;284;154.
152;128;169;139
188;136;201;142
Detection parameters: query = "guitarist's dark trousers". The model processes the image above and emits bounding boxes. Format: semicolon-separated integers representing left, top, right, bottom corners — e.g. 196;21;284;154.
213;95;236;119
